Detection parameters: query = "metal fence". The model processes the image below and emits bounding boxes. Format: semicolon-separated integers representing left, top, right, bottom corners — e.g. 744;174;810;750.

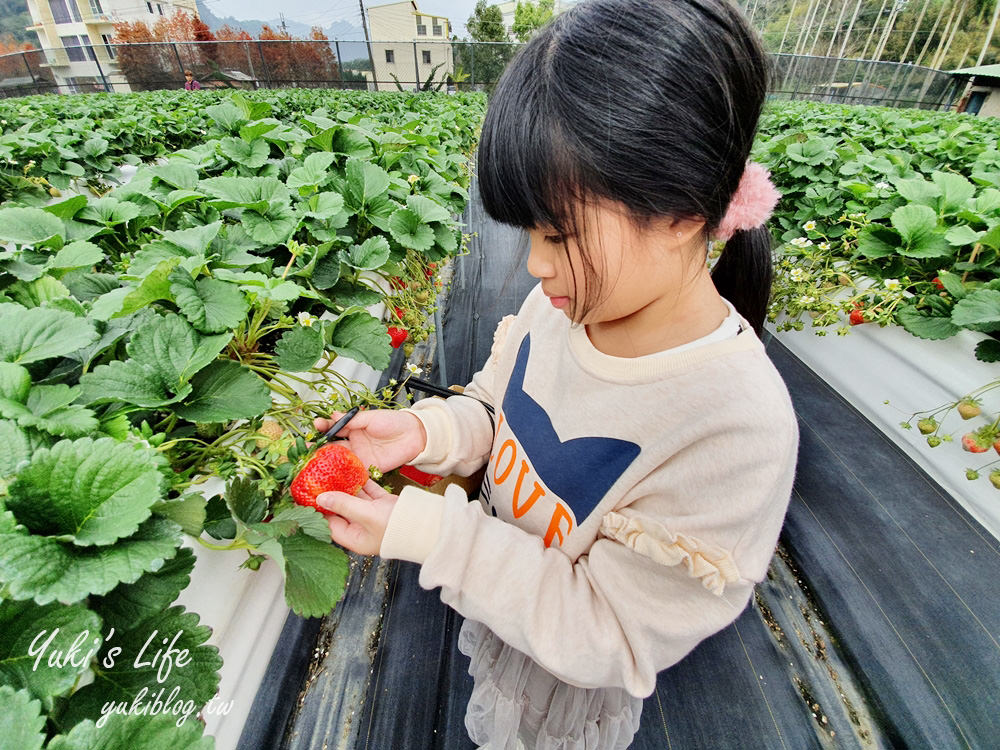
0;39;961;110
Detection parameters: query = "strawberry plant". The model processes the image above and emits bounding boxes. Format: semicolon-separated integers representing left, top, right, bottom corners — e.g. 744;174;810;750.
0;88;485;747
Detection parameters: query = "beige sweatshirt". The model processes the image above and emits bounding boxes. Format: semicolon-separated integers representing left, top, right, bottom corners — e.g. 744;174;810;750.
380;283;799;699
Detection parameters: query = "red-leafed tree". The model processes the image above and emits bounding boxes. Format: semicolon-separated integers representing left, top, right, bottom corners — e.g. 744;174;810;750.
112;19;173;91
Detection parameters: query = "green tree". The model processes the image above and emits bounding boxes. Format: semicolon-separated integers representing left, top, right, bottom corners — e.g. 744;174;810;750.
455;0;517;91
512;0;554;42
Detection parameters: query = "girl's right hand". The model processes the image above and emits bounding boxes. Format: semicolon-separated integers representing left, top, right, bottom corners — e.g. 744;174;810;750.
313;410;427;474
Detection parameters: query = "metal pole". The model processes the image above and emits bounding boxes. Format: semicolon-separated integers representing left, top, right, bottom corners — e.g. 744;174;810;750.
413;41;419;90
20;51;38;85
172;41;184;87
256;40;271;88
470;41;475;89
90;45;111;92
243;41;257;87
335;40;345;89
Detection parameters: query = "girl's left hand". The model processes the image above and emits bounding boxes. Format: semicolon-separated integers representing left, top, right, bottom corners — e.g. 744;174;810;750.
315;480;398;556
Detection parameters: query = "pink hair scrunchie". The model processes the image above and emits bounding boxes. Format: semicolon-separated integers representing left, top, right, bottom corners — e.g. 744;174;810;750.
712;161;780;242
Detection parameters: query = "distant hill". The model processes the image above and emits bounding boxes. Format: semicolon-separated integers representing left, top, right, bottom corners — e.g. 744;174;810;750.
1;0;34;47
195;0;365;43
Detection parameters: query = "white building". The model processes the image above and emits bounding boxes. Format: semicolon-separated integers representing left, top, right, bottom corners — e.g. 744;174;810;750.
366;0;453;92
24;0;197;93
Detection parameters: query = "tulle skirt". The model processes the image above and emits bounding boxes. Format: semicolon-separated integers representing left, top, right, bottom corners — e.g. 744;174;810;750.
458;619;644;750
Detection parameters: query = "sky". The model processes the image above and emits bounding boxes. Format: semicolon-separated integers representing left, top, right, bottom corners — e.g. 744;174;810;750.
202;0;482;39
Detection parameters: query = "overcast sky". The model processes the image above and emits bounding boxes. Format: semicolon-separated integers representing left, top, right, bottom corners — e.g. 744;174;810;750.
203;0;482;38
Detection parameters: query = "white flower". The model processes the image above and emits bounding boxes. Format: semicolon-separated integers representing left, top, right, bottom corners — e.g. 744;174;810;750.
790;267;809;281
875;181;890;190
803;220;817;232
389;378;398;386
407;174;420;184
883;278;901;291
849;212;865;219
798;295;816;305
818;242;831;251
789;237;814;248
297;311;316;327
406;363;422;375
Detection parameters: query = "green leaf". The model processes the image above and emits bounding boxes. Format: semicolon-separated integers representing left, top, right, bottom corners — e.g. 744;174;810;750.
325;310;391;370
274;325;325;372
343;235;391;271
278;531;349;618
169;270;249;334
344;158;390;209
51;241;104;270
59;605;222;729
0;420;33;478
387;208;435;251
896;304;961;340
7;437;164;546
936;270;966;299
975;339;1000;362
116;258;183;318
46;712;215;750
203;494;237;540
43;194;88;220
220;136;270;169
247;504;330;543
0;362;30;402
150;162;200;190
406;194;452;224
931;171;976;214
287;151;336;188
89;547;195;633
129;222;223;278
0;207;63;246
324;279;380;307
0;516;181;605
0;305;98;364
311;253;342;290
206;101;247;132
944;224;984;247
891;205;952;258
78;197;141;227
303;191;345;219
0;600;102;699
0;687;45;750
198;176;289;212
151;493;207;537
892;177;940;206
2;384;98;437
242;208;299;245
951;289;1000;332
226;477;267;524
173;359;271;423
434;223;458;253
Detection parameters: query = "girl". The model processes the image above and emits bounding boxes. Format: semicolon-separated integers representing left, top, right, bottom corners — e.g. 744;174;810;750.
314;1;799;748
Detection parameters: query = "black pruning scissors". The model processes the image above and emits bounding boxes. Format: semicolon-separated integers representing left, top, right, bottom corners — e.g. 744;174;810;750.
317;406;361;445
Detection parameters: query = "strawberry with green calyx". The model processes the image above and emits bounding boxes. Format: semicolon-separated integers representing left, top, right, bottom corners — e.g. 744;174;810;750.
290;443;368;509
957;398;982;420
388;326;408;348
927;435;942;447
849;306;865;325
991;470;1000;490
255;419;284;449
932;277;945;291
917;418;937;435
967;469;980;481
961;426;995;453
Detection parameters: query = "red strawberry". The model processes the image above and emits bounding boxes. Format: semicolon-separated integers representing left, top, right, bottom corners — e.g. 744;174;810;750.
849;308;865;325
993;437;1000;456
394;306;406;321
290;443;368;509
387;326;408;348
962;432;991;453
932;277;945;290
389;276;407;290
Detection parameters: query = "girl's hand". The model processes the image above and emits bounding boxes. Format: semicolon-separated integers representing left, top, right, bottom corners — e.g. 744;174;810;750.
316;480;397;556
314;409;426;473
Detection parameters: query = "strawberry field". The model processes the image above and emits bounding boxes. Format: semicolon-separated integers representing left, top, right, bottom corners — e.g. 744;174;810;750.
0;88;485;748
757;99;1000;500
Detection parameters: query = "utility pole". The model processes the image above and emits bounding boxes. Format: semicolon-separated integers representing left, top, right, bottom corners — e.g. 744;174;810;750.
359;0;377;90
279;12;287;34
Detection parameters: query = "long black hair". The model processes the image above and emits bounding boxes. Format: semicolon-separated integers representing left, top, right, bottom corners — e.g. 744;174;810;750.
476;0;775;335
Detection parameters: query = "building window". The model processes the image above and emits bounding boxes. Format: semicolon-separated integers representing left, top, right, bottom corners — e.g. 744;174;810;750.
157;3;164;14
146;1;153;12
385;49;394;63
422;50;430;64
90;0;103;14
432;24;442;36
61;35;86;62
49;0;72;24
102;33;115;59
416;24;427;35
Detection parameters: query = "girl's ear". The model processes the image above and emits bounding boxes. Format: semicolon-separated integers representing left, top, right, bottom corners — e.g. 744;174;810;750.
667;216;707;246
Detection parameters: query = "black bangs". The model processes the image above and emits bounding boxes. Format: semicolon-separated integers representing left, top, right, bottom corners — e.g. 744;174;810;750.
475;23;589;236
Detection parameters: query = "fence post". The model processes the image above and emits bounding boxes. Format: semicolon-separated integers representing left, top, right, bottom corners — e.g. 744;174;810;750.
90;46;111;92
470;42;475;90
844;58;863;104
413;41;419;91
243;41;257;87
256;41;271;88
335;40;345;89
20;51;38;86
172;42;185;86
